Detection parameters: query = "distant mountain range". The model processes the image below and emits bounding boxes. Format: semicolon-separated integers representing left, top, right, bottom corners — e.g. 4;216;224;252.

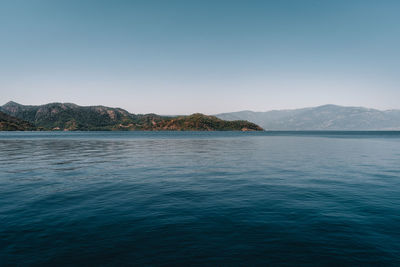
3;102;400;131
0;101;262;131
216;104;400;130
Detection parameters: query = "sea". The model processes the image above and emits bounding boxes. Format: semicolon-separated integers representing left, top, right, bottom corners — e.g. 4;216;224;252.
1;131;400;266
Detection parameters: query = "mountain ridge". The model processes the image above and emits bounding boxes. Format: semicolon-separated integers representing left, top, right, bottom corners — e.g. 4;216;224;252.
0;101;262;131
216;104;400;130
219;104;393;114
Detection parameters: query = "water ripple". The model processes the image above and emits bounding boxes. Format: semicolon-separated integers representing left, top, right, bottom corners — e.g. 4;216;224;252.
1;132;400;265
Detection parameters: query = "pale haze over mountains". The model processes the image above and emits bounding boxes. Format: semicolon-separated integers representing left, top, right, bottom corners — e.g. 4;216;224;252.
2;101;400;130
216;105;400;130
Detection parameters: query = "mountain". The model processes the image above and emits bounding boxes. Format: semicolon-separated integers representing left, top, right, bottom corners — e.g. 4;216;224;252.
0;101;262;131
1;101;135;130
216;105;400;130
0;111;36;131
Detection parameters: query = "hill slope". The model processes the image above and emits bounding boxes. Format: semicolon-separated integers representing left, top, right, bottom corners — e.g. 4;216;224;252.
1;101;134;130
216;105;400;130
0;111;36;131
150;113;262;131
0;102;262;131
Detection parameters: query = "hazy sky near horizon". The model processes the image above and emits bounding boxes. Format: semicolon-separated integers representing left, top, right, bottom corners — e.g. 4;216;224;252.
1;0;400;114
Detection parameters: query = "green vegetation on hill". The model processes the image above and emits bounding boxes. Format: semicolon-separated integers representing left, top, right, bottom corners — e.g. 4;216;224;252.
0;111;36;131
0;102;263;131
149;113;262;131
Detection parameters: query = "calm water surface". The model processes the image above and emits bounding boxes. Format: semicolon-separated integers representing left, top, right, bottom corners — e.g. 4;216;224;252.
1;132;400;266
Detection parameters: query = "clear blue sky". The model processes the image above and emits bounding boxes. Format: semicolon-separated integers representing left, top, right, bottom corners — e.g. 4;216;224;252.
1;0;400;114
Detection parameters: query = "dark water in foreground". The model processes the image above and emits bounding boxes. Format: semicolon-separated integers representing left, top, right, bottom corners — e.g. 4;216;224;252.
1;131;400;266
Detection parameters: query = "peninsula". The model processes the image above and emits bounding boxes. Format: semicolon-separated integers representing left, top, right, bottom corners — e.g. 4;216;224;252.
0;101;263;131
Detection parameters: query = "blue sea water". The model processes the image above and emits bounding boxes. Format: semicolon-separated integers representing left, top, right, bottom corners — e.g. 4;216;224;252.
1;131;400;266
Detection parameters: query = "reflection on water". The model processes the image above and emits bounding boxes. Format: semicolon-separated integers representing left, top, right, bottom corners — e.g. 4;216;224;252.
1;132;400;265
